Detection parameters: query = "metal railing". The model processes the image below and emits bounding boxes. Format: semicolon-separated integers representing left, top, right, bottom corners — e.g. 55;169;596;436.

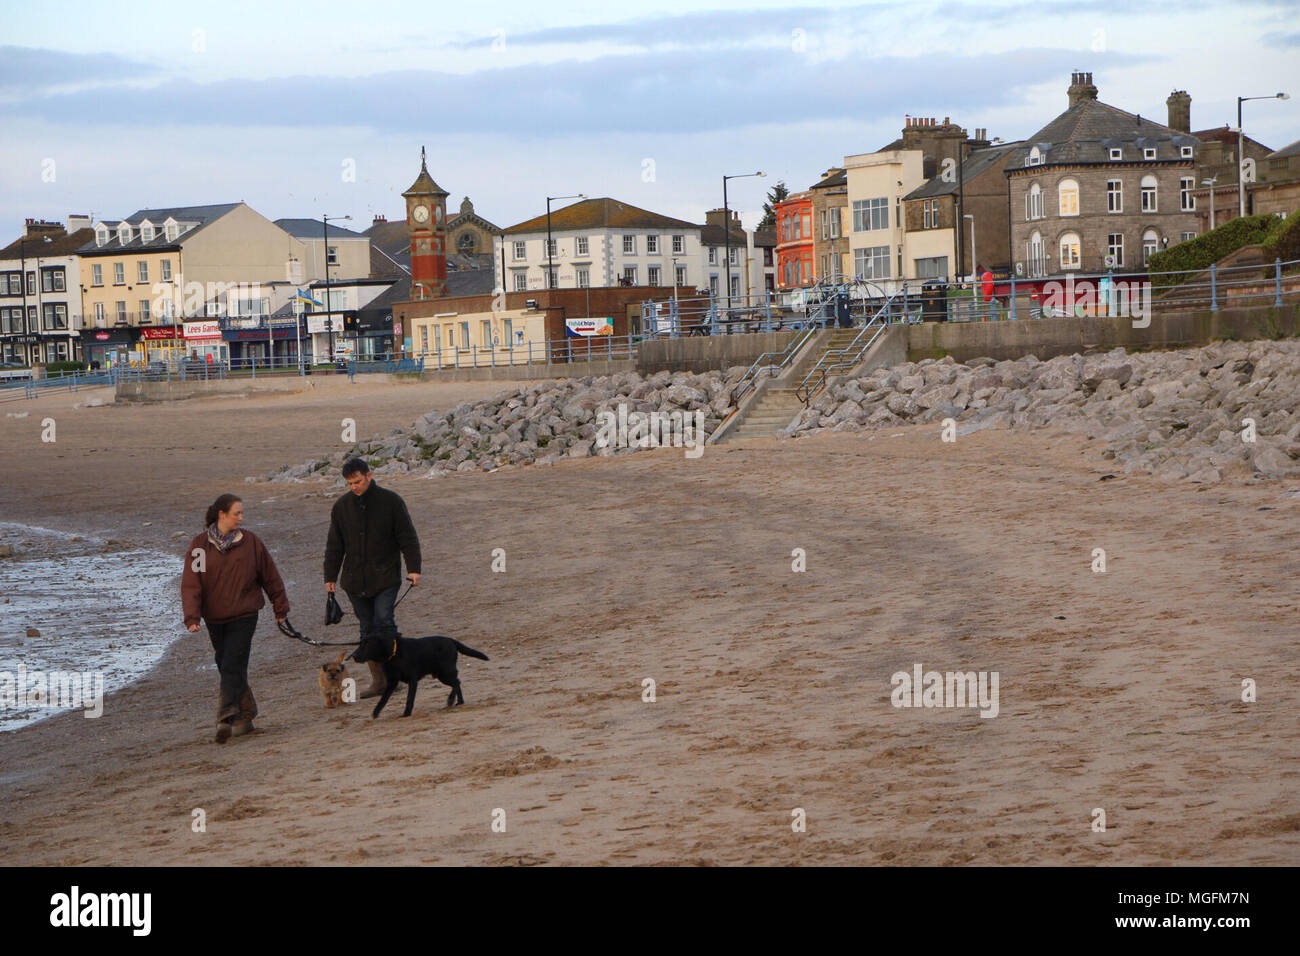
412;334;640;369
730;325;822;406
793;289;904;405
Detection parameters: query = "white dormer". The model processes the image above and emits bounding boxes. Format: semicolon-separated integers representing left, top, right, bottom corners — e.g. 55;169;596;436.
140;219;155;242
95;223;110;247
117;222;133;244
164;217;179;241
1109;147;1123;161
1028;145;1042;166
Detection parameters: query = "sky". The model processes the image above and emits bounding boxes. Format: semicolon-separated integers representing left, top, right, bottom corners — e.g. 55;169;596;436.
2;0;1297;241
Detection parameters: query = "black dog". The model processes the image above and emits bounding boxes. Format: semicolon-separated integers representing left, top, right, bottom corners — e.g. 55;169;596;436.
350;625;488;718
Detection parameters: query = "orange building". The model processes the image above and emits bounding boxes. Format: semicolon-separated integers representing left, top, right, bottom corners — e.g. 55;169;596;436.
774;190;815;290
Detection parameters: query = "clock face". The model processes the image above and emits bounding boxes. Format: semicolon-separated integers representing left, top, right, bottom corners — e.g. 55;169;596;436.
412;204;430;223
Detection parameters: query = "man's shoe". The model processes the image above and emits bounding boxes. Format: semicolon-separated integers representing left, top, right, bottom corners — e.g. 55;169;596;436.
231;718;254;737
359;660;388;700
215;721;232;744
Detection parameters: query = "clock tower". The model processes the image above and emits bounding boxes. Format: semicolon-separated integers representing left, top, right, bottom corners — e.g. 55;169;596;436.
402;146;450;300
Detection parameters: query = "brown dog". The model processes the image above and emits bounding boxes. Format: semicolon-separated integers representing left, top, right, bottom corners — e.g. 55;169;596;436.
319;651;347;708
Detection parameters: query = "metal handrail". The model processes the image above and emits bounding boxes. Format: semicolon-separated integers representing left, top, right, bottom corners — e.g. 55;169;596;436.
792;290;903;404
731;324;821;405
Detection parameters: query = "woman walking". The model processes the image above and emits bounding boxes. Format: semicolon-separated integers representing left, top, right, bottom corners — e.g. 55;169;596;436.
182;494;290;743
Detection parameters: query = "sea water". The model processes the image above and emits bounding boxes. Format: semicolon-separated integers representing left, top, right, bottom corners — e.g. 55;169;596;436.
0;522;179;732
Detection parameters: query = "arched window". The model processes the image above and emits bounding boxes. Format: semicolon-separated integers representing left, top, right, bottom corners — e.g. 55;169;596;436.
1028;146;1042;166
1059;232;1081;269
1058;179;1079;216
1025;182;1043;221
95;224;109;247
457;231;477;255
1141;175;1158;212
1028;230;1045;277
140;220;155;243
1142;229;1160;266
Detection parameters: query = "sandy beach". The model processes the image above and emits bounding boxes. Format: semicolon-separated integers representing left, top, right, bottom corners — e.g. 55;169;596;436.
0;374;1296;866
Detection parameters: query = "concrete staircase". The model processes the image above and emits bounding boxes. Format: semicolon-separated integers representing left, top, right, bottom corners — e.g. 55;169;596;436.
718;327;861;442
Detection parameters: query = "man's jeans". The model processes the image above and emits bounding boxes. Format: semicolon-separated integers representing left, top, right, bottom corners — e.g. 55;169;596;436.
347;584;400;638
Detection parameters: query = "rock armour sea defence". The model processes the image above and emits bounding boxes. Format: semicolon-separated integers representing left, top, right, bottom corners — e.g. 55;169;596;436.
266;339;1300;484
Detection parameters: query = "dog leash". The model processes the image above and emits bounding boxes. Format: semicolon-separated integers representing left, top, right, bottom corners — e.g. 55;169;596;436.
277;618;358;647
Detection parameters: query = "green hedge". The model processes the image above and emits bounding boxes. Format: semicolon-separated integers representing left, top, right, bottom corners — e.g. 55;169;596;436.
1261;210;1300;264
46;361;87;373
1149;213;1287;288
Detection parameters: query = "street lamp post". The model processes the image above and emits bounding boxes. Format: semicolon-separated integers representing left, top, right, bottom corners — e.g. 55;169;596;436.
1201;177;1218;231
723;171;765;319
322;214;351;364
545;194;585;294
1237;92;1290;218
963;214;976;282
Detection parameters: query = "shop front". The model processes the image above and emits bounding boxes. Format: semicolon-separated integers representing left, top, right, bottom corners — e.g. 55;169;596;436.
80;327;143;369
223;319;302;368
355;312;395;359
183;320;229;365
305;312;356;364
140;326;186;363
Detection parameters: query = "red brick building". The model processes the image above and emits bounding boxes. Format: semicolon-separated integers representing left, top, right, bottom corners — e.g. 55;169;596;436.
774;190;814;289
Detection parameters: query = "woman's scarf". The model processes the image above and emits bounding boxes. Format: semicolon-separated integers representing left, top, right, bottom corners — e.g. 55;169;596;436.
206;523;242;553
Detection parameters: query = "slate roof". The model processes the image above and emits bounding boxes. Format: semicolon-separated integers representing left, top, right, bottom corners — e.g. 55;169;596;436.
0;227;96;260
1267;138;1300;159
810;168;847;190
904;141;1024;200
274;218;367;239
77;202;242;253
1193;126;1273;153
504;198;698;235
1010;99;1199;170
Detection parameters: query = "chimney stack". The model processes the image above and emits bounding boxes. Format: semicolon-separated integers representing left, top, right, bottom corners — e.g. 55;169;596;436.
1166;90;1191;134
1067;70;1099;108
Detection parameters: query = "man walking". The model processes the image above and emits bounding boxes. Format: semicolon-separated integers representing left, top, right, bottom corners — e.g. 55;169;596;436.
324;458;422;698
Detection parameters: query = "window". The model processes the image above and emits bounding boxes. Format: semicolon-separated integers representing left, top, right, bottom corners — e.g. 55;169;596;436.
1143;147;1157;160
94;302;105;324
1180;177;1195;211
161;259;172;281
1107;233;1124;268
1109;148;1123;161
1181;231;1197;242
647;265;661;286
576;236;589;256
26;272;35;295
675;266;687;287
821;210;830;239
481;319;492;346
326;246;338;266
446;325;455;348
802;214;812;239
1107;180;1123;213
502;319;513;344
1058;179;1079;216
113;262;125;285
763;247;773;266
922;201;933;229
1059;233;1081;269
459;322;471;349
141;222;155;242
513;241;526;261
730;275;740;297
1141;175;1158;212
1142;229;1160;266
708;246;717;265
914;256;948;280
513;271;528;292
42;304;68;329
853;246;890;279
95;225;109;247
728;247;738;265
7;273;20;294
164;219;179;241
92;263;103;286
672;235;684;254
576;267;590;288
116;300;128;323
1025;184;1044;220
623;266;637;285
139;299;151;322
420;326;429;353
137;261;149;283
623;235;635;254
852;197;888;231
544;239;557;258
41;268;66;293
646;235;658;254
1180;145;1194;159
829;207;840;238
546;268;557;289
1028;146;1042;166
117;223;132;244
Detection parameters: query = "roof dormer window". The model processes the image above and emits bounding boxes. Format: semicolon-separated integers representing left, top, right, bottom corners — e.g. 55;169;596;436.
117;223;133;244
1109;148;1123;161
1143;147;1157;160
1028;146;1042;166
95;224;109;247
1180;145;1194;159
164;218;179;241
140;220;155;242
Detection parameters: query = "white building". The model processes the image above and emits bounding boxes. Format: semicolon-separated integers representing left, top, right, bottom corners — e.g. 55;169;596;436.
843;148;926;294
0;216;93;365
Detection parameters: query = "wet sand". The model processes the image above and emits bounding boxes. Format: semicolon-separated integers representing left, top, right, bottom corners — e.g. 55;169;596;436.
0;374;1296;865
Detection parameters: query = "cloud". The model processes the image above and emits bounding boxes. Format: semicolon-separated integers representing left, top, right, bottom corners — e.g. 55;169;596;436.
2;45;1153;137
0;46;159;95
1260;30;1300;47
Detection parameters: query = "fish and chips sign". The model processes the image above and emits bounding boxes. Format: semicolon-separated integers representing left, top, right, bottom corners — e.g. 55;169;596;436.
565;317;613;337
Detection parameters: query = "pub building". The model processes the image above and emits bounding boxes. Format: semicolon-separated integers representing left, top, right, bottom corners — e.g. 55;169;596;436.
79;326;142;369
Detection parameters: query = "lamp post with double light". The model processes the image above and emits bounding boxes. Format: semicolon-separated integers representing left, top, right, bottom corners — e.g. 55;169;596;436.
723;171;764;319
545;194;585;294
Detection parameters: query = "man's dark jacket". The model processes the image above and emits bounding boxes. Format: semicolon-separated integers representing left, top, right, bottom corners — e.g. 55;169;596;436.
323;481;422;597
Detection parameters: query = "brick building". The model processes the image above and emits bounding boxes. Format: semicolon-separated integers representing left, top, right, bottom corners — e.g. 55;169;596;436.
809;168;848;281
1007;72;1201;277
